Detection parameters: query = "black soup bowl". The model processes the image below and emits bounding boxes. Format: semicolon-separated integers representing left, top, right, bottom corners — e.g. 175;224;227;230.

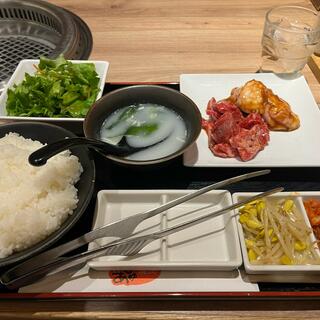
84;85;202;166
0;122;95;267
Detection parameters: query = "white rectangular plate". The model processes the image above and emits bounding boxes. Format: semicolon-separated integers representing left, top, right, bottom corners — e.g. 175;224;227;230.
180;73;320;167
88;190;242;271
233;191;320;280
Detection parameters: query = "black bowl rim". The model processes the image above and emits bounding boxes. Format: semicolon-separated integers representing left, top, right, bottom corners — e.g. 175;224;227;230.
84;84;202;165
0;121;96;267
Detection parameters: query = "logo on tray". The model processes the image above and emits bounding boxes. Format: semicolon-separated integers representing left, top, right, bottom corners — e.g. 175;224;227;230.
109;270;161;286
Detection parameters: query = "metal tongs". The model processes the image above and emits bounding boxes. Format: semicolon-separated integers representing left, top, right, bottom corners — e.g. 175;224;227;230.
0;169;282;289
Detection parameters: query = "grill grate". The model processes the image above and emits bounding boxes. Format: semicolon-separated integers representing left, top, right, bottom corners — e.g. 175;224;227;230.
0;37;53;82
0;7;61;33
0;0;93;87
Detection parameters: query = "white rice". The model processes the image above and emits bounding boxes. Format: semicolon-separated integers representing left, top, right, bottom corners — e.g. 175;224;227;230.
0;132;83;258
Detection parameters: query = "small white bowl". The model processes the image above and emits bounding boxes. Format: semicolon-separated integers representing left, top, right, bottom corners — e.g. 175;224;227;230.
0;59;109;131
233;191;320;276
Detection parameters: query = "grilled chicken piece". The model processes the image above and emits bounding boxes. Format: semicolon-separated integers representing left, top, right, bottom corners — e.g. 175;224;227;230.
263;88;300;131
228;80;266;114
228;80;300;131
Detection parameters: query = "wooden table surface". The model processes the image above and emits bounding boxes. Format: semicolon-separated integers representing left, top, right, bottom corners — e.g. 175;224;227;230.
50;0;320;102
2;0;320;319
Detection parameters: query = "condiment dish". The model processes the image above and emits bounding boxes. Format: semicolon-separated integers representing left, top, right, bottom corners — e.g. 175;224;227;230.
233;192;320;277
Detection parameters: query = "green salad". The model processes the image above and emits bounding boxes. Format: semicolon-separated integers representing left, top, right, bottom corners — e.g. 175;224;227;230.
6;55;100;118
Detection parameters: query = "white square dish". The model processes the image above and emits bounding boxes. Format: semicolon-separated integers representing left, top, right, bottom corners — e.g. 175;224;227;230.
233;191;320;278
88;190;242;271
180;73;320;167
0;59;109;126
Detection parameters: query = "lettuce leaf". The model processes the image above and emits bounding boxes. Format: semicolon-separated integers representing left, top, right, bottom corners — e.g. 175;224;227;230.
6;55;100;118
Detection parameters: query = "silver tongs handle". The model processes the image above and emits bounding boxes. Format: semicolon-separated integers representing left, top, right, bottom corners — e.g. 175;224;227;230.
1;187;283;289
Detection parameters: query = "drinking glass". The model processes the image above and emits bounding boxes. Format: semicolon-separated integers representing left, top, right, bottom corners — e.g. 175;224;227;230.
260;6;320;75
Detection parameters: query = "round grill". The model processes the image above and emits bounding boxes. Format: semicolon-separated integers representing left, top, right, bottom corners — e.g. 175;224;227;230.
0;0;93;85
0;37;53;82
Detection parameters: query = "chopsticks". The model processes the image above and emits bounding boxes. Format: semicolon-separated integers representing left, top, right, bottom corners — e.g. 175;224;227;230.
1;169;276;289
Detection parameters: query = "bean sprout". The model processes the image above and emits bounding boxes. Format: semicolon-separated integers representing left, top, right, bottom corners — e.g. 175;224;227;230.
239;198;320;265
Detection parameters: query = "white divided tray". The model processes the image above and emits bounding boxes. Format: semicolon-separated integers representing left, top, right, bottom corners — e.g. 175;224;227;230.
233;191;320;282
88;190;242;271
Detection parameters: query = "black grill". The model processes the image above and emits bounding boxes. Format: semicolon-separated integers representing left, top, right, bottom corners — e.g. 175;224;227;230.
0;37;53;82
0;0;93;86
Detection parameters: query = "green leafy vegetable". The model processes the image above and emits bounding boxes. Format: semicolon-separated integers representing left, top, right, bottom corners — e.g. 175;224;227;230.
119;105;137;121
6;55;100;118
106;105;138;130
125;123;159;136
